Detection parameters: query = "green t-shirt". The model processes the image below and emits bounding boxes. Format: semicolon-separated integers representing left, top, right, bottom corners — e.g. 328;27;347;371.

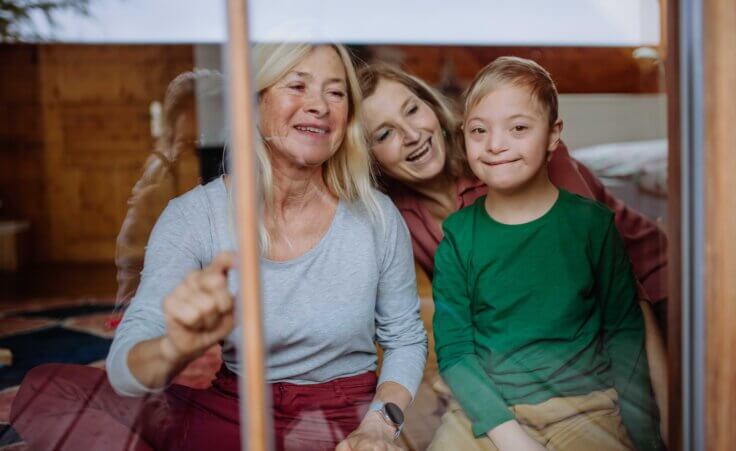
432;189;662;450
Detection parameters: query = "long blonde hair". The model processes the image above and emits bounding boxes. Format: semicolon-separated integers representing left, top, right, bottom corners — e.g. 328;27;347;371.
244;43;382;252
357;63;472;190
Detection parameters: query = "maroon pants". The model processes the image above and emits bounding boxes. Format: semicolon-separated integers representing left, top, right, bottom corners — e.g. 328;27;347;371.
10;363;376;451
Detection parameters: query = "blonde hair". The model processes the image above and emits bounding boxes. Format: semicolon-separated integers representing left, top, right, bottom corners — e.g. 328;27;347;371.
357;63;471;185
245;43;381;252
158;69;223;155
464;56;559;127
158;71;197;153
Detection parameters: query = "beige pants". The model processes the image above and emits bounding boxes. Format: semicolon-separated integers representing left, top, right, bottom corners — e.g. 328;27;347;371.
428;389;634;451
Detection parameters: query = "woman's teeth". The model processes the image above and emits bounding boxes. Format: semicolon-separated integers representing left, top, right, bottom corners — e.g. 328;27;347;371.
407;140;431;162
295;126;327;135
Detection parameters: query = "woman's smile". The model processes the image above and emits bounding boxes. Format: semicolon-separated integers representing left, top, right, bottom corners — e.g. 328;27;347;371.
405;136;433;163
293;122;331;139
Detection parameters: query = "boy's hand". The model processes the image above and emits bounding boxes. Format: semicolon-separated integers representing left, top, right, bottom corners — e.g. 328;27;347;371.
487;420;547;451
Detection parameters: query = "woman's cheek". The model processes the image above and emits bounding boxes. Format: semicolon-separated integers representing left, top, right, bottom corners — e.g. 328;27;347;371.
373;145;398;169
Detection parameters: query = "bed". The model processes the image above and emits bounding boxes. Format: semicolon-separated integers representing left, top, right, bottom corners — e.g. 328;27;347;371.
571;138;668;224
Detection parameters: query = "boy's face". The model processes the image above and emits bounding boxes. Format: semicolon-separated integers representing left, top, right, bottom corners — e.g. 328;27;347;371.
464;84;562;194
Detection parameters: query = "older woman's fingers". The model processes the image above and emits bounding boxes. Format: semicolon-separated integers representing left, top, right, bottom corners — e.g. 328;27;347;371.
187;277;230;331
167;294;203;329
201;253;236;314
167;276;217;330
210;310;235;340
208;251;236;275
179;267;230;324
199;270;233;314
188;291;220;330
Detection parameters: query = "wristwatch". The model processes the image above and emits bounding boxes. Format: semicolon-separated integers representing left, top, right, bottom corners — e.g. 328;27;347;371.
369;401;404;440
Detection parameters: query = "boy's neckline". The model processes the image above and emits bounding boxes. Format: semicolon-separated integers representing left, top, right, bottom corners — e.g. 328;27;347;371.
480;187;562;228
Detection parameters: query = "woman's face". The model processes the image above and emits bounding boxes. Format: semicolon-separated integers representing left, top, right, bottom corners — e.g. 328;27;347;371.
362;79;446;185
259;46;349;169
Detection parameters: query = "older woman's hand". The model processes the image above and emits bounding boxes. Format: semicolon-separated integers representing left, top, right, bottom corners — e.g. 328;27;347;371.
159;252;236;365
335;412;403;451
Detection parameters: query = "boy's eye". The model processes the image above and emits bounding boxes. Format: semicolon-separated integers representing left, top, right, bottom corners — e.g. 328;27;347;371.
470;127;486;134
407;105;418;115
512;125;528;132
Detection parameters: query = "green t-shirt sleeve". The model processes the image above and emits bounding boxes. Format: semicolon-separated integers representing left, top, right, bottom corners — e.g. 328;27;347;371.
433;223;514;437
596;216;663;451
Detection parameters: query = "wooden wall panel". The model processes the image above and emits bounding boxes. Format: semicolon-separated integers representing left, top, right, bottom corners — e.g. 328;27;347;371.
0;45;49;262
38;44;195;262
364;45;663;95
60;104;152;165
704;0;736;448
0;44;195;263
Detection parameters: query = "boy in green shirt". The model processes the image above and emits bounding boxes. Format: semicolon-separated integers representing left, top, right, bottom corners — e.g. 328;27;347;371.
430;57;663;451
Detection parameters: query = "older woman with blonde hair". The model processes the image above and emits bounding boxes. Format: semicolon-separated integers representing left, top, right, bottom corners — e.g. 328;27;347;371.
11;44;427;451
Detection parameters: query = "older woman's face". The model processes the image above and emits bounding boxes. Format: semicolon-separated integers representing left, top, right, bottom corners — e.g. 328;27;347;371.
362;79;446;185
259;46;349;168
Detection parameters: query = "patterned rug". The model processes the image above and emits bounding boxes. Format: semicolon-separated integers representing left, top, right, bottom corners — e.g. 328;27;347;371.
0;296;222;450
0;297;118;449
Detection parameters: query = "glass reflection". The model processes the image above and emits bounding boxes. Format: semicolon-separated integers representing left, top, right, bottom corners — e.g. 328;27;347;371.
1;5;672;451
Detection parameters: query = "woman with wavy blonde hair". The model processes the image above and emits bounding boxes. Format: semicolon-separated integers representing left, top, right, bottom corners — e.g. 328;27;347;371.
11;44;426;451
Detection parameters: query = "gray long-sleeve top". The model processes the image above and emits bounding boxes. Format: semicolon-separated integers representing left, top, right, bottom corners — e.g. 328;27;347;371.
106;177;428;398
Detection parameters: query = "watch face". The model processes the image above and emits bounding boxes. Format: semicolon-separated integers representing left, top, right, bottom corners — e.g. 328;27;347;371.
384;402;404;425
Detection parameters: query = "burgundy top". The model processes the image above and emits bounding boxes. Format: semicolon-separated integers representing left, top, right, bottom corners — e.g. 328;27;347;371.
389;142;668;303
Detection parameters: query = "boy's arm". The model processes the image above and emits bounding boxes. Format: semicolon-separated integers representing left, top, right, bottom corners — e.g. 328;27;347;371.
433;228;539;449
596;217;664;451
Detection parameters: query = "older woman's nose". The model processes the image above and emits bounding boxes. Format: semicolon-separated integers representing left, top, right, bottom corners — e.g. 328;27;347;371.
303;92;329;117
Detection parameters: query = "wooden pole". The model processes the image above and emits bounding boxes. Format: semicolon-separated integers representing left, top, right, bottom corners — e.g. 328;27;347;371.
704;0;736;448
226;1;271;450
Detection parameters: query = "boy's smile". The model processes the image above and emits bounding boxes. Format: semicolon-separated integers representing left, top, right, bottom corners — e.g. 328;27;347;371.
464;84;561;194
479;157;522;167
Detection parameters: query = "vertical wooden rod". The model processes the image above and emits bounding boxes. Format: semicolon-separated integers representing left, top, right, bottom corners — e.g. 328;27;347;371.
226;1;270;450
704;0;736;448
